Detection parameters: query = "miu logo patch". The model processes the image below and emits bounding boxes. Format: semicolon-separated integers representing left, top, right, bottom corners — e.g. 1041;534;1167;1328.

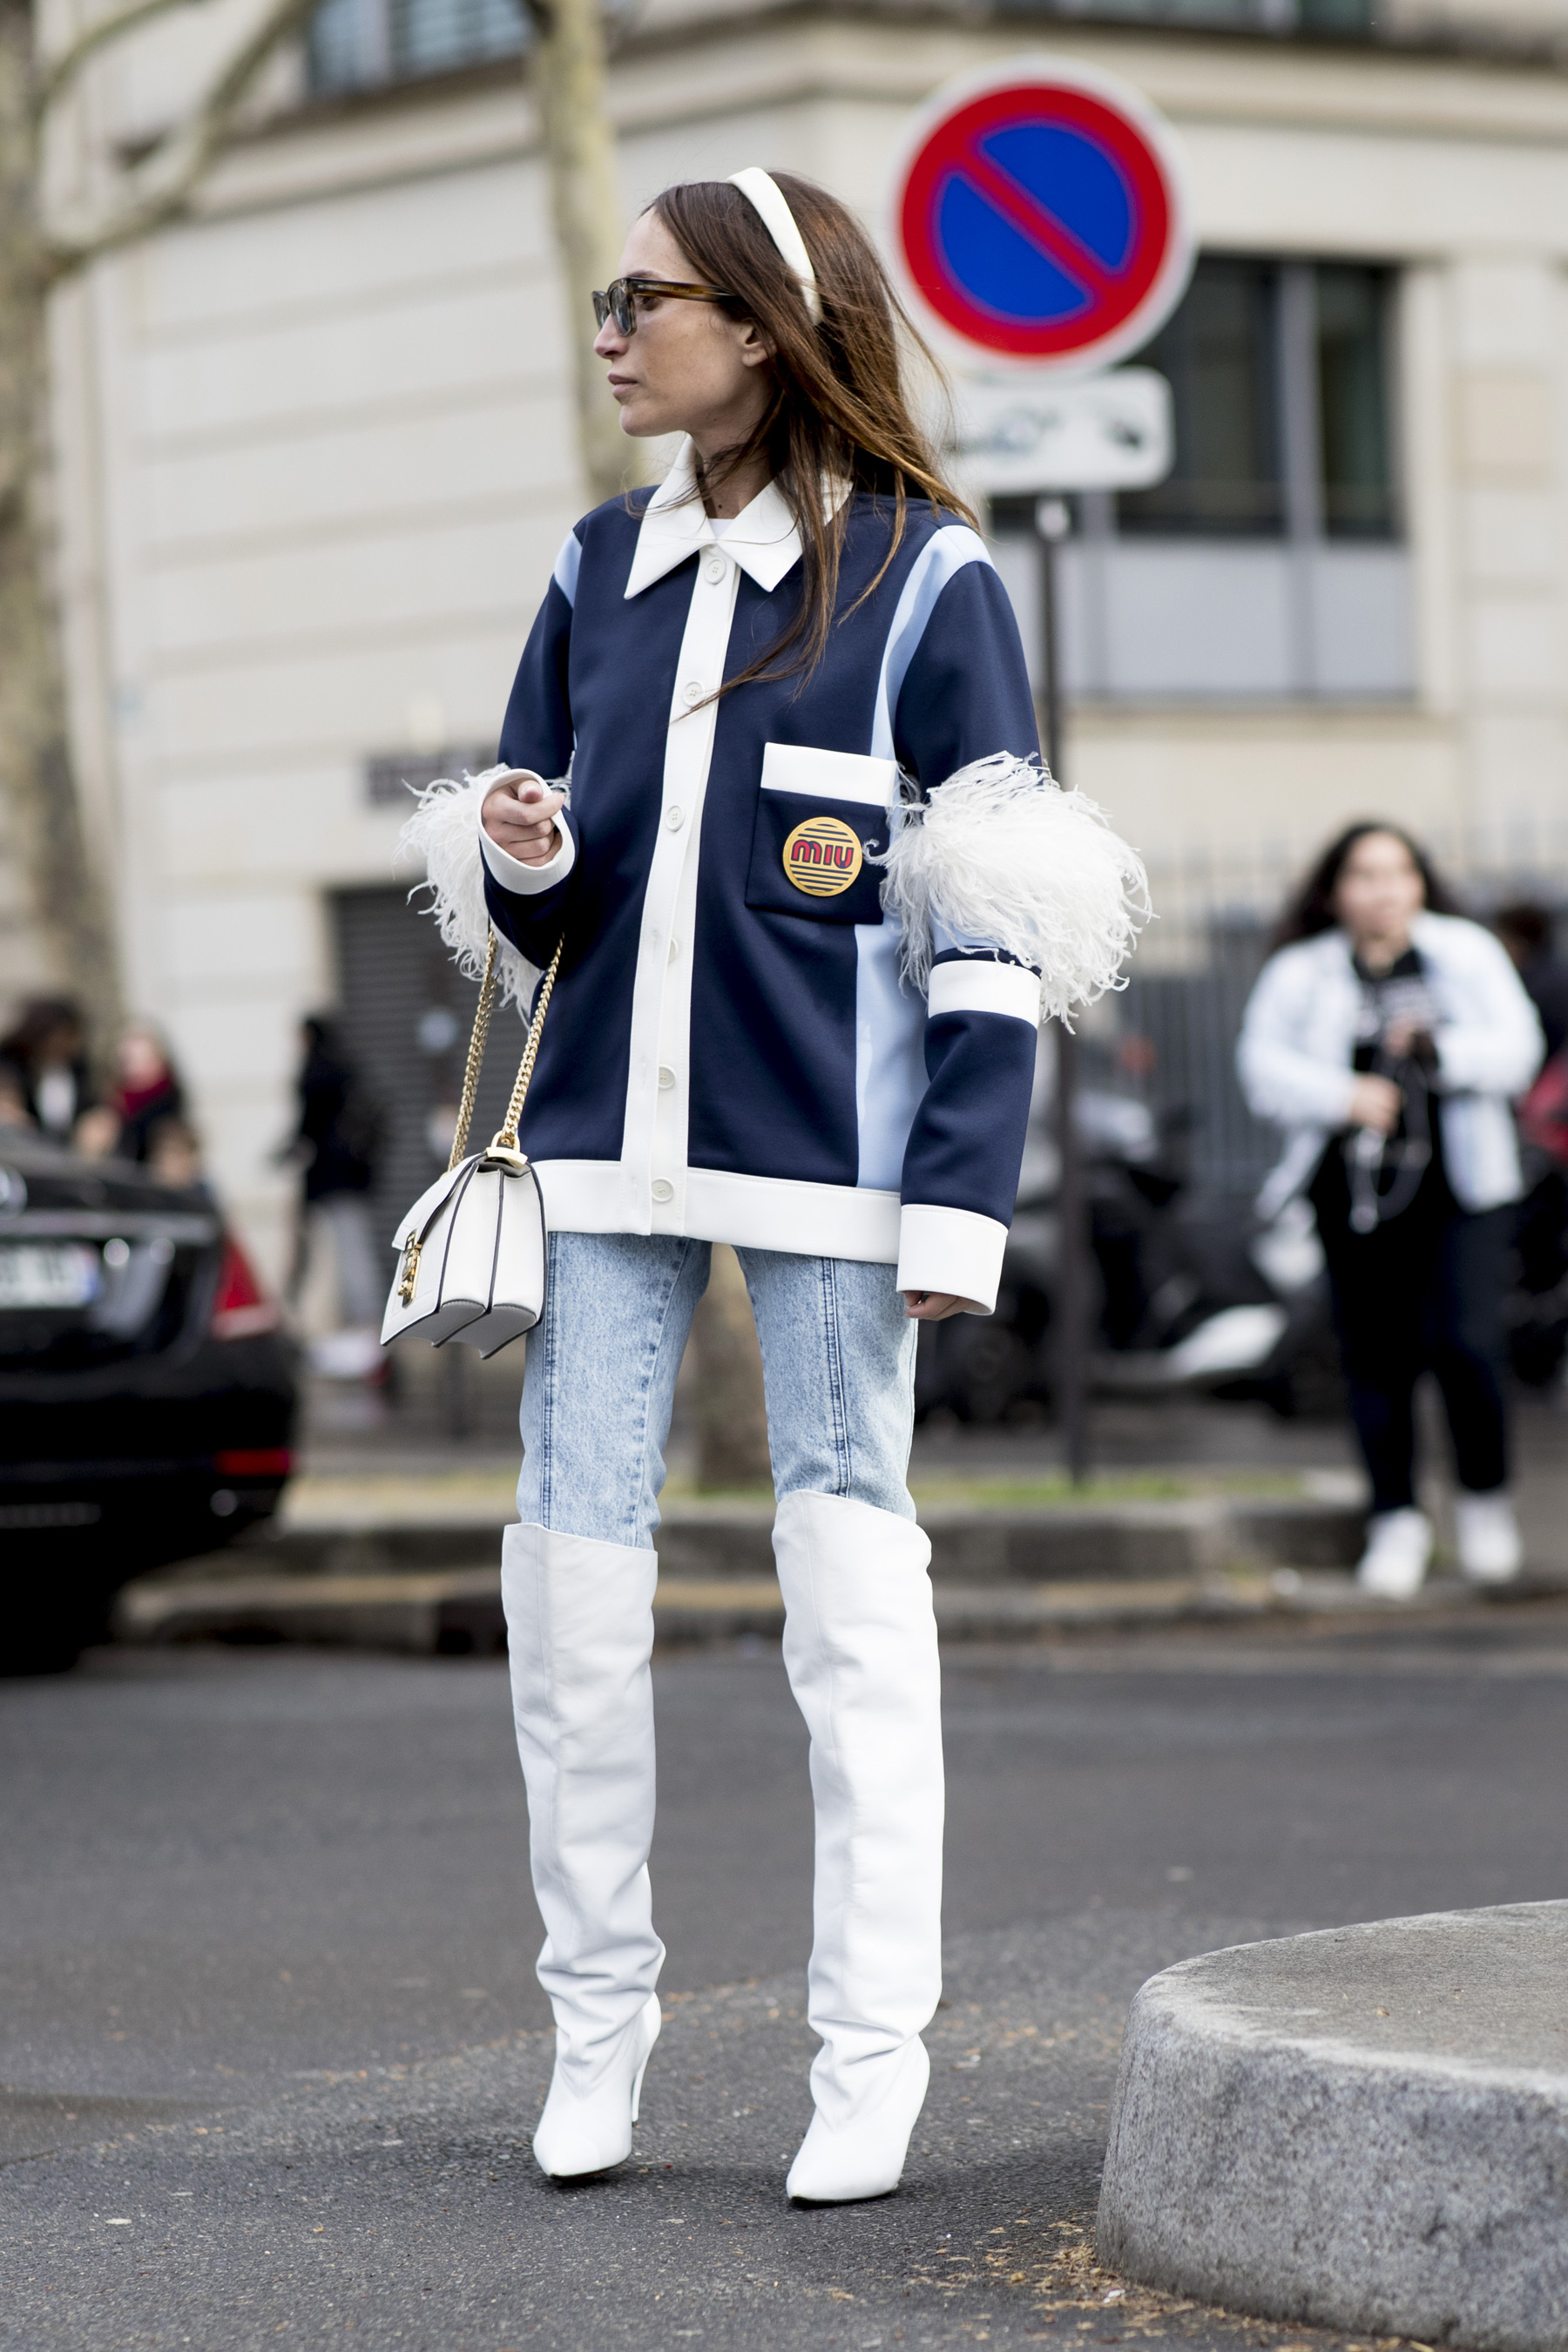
782;815;862;897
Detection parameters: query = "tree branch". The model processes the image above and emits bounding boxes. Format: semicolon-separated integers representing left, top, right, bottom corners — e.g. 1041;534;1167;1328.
36;0;213;121
43;0;322;281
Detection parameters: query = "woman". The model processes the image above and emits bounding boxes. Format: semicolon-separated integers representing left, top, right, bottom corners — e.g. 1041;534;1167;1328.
110;1022;186;1164
408;171;1143;2201
284;1016;384;1340
0;997;92;1144
1239;824;1543;1598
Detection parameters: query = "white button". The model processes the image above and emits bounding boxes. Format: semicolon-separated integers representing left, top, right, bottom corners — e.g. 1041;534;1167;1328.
665;806;684;831
651;1179;674;1204
658;1066;675;1091
667;937;681;963
703;556;727;585
681;679;704;705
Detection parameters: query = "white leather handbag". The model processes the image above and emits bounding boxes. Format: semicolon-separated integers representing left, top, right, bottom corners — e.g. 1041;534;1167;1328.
381;933;562;1360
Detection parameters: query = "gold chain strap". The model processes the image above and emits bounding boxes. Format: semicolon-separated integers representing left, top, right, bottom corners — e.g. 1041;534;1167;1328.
402;932;563;1308
494;938;564;1153
446;933;564;1172
447;935;499;1172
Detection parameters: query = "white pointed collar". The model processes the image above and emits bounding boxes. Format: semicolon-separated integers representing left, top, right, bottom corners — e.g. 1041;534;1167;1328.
623;438;806;599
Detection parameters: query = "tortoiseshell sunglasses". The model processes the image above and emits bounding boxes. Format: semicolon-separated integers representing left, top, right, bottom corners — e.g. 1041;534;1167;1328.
591;277;735;335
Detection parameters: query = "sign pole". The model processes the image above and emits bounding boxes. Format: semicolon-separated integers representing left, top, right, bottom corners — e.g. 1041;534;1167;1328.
1035;497;1091;1486
887;55;1193;1480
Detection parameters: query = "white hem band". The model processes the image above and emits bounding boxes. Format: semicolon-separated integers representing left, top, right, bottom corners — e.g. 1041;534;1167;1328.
533;1161;903;1266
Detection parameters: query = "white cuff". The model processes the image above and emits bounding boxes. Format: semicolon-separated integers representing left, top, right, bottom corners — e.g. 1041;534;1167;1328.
928;959;1042;1024
478;804;575;896
896;1203;1010;1316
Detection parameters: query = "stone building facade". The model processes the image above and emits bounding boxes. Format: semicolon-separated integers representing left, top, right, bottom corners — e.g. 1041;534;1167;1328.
37;0;1568;1271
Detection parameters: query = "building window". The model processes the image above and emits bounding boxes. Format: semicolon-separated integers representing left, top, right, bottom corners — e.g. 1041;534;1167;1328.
308;0;528;95
1117;258;1283;537
990;255;1409;701
1316;264;1396;537
996;0;1372;31
1118;257;1396;541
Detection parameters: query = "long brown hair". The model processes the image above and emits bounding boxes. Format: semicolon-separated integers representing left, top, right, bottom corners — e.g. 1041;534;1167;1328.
649;173;975;695
1270;821;1458;951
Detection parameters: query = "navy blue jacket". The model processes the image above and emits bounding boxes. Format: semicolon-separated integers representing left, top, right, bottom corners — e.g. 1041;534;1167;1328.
479;447;1042;1310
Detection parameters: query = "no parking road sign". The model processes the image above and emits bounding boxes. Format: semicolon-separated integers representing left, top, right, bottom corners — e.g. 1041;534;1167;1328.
889;58;1193;376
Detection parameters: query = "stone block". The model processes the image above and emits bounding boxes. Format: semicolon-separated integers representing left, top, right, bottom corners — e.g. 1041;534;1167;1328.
1098;1903;1568;2352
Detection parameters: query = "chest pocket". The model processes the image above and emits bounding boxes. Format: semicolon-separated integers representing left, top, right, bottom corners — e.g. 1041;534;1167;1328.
744;744;896;927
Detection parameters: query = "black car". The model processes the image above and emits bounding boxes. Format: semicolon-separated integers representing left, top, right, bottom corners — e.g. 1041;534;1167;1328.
0;1125;298;1670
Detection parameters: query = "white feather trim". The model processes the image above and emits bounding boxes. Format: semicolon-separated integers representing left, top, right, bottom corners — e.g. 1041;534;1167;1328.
875;754;1150;1024
396;765;560;1016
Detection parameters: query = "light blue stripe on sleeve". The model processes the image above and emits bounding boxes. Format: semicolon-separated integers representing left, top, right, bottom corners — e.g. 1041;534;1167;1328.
869;525;991;764
855;920;927;1191
552;531;584;609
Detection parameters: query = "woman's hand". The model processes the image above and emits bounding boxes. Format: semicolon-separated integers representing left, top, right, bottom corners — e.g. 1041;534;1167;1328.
902;1290;977;1322
482;772;567;868
1348;1074;1402;1134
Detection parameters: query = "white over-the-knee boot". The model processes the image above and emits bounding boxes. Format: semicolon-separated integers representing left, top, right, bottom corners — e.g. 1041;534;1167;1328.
773;1489;944;2203
501;1522;666;2179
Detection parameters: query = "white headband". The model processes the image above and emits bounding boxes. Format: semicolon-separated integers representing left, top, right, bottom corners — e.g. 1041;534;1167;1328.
729;168;823;327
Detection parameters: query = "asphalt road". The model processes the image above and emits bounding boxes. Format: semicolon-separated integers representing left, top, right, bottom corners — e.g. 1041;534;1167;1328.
5;1615;1568;2352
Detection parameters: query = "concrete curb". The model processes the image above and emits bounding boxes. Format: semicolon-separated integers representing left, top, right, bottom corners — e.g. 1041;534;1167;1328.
113;1566;1292;1652
1096;1902;1568;2352
216;1492;1369;1585
112;1556;1553;1653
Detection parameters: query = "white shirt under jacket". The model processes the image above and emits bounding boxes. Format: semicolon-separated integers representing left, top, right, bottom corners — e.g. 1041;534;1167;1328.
1237;913;1544;1220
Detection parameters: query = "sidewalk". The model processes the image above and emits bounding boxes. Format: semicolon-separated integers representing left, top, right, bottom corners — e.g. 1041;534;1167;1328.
113;1379;1568;1654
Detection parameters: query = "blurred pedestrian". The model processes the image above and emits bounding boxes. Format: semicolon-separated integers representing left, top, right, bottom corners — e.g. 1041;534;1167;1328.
1240;824;1543;1598
1496;903;1568;1383
110;1022;186;1163
72;1019;191;1164
146;1114;206;1191
1496;901;1568;1061
0;997;93;1144
283;1016;385;1352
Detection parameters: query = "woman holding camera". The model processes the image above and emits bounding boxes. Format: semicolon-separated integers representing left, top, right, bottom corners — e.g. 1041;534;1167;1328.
1240;824;1542;1597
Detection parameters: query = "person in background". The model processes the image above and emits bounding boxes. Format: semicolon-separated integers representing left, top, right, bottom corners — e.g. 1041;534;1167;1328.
1239;824;1543;1598
145;1114;206;1191
73;1019;190;1163
284;1015;384;1344
110;1022;186;1162
0;997;93;1144
1496;902;1568;1061
1496;902;1568;1381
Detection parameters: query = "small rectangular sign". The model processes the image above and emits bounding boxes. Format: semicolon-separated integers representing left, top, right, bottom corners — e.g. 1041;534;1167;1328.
0;1243;101;1311
952;367;1174;493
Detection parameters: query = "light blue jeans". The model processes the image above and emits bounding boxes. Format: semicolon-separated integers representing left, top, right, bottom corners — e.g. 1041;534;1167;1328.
517;1233;918;1547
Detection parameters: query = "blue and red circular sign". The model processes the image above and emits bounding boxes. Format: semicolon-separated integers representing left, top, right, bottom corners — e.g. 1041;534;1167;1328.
888;59;1193;375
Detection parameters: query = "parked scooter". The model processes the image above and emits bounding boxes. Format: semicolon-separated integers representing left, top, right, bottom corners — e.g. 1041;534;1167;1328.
916;1044;1343;1424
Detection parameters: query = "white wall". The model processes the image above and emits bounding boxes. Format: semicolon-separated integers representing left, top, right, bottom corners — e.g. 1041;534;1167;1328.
44;9;1568;1273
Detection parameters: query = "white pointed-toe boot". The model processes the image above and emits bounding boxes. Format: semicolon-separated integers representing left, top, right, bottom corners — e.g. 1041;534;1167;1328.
773;1490;944;2204
501;1523;666;2180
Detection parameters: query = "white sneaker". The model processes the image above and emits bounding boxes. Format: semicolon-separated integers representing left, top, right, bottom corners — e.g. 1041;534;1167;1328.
1453;1491;1523;1585
1356;1508;1433;1598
